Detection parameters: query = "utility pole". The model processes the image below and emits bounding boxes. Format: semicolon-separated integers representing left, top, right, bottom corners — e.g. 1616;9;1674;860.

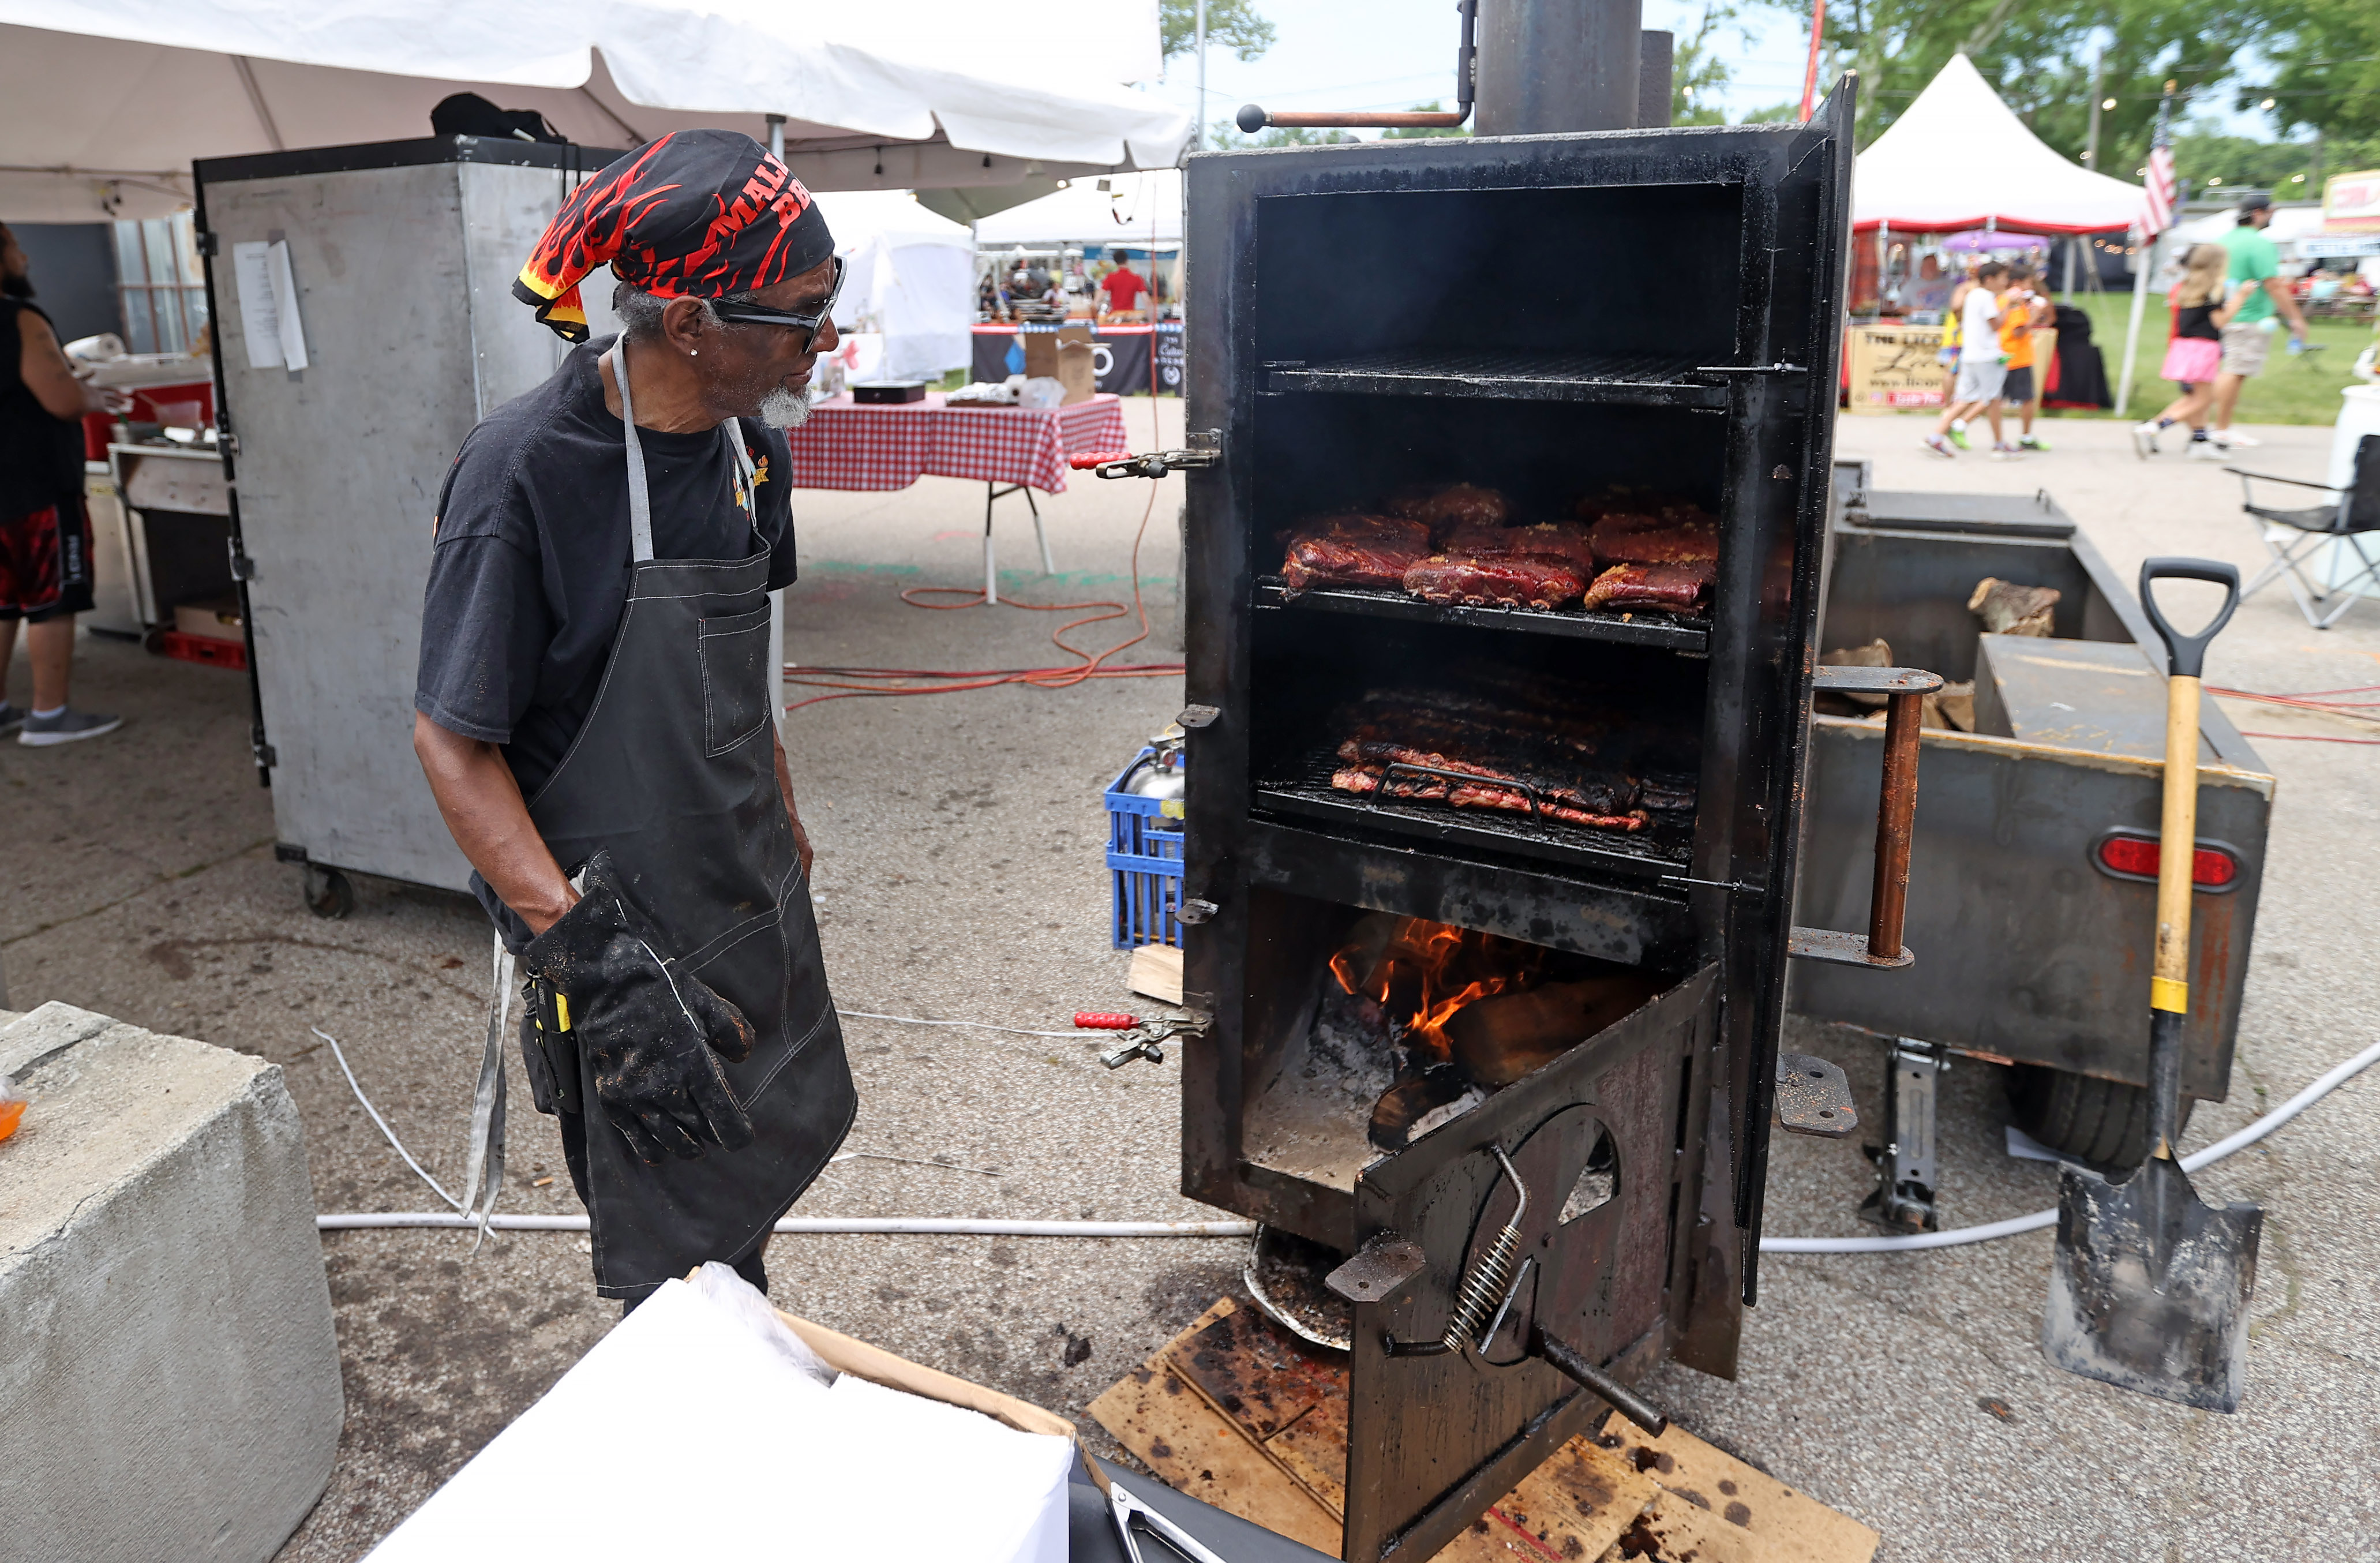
2082;53;2103;170
1196;0;1208;151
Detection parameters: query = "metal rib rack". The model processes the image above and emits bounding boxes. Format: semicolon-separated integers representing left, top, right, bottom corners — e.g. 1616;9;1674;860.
1265;349;1728;407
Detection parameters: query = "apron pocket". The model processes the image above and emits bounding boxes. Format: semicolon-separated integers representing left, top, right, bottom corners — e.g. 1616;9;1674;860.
699;605;775;756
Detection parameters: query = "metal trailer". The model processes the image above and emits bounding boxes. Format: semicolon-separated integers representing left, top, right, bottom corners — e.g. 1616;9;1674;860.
192;137;777;917
1792;460;2274;1228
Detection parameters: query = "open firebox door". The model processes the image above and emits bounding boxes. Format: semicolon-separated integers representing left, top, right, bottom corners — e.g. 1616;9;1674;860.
1073;53;1938;1563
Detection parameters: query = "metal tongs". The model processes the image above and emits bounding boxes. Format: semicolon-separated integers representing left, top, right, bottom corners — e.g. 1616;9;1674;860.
1074;1011;1204;1069
1107;1473;1234;1563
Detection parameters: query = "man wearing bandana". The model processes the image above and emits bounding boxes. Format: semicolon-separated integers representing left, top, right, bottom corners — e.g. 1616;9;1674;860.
411;130;856;1307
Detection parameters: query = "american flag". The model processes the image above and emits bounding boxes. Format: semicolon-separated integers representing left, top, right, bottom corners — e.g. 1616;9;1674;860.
2141;97;2177;237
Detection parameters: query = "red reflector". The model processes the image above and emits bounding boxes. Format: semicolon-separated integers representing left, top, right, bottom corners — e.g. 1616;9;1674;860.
2098;837;2158;876
2096;836;2238;887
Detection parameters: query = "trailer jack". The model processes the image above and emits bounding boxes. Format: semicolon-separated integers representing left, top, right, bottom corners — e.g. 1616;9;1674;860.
1861;1039;1948;1232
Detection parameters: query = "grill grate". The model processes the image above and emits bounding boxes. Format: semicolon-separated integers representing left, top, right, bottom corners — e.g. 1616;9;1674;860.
1266;349;1729;407
1257;744;1693;874
1254;578;1712;653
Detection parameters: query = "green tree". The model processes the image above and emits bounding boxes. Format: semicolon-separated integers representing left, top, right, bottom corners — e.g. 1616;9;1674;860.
1161;0;1276;63
2257;0;2380;141
1381;102;1472;139
1757;0;2289;173
1673;3;1751;126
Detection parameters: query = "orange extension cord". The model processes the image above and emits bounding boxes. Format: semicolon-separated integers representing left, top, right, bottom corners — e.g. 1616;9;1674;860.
782;397;1183;714
2209;681;2380;746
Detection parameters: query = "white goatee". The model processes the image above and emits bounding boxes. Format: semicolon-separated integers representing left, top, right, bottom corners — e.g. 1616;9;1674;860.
759;385;813;429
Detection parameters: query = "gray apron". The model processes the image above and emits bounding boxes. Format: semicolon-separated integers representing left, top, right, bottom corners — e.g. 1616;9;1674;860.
514;339;855;1301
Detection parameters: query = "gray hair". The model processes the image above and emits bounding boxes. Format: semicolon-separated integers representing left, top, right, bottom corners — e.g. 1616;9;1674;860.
611;280;760;341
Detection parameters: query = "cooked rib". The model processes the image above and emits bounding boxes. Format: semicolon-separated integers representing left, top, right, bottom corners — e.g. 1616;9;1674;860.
1279;513;1433;597
1332;762;1649;831
1432;518;1601;576
1580;561;1713;612
1401;554;1587;609
1385;483;1509;534
1586;511;1720;566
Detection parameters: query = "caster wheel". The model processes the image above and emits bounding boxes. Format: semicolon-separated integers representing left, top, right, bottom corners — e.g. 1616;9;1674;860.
302;864;354;920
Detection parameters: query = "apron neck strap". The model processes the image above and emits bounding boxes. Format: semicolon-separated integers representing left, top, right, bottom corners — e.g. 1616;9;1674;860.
606;337;757;565
605;338;657;564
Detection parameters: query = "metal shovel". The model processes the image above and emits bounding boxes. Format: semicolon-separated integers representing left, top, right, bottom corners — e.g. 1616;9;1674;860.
2043;557;2263;1413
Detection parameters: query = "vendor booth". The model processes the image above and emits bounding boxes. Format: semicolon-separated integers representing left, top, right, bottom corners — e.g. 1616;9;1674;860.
1842;53;2139;413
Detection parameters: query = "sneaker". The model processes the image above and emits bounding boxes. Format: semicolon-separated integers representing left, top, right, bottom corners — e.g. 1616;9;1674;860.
2131;421;2161;459
2186;439;2225;462
1921;433;1957;459
2019;434;2049;451
1946;422;1972;451
0;702;22;738
17;708;122;747
1989;443;2024;461
2215;430;2261;449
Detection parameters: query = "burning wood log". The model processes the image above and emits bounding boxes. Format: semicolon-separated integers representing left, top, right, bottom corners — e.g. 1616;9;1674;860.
1445;974;1665;1085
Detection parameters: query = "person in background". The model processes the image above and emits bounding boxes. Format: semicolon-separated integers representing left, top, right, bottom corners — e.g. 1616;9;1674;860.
0;221;121;746
2209;192;2310;451
1924;261;2012;459
2132;245;2263;460
1998;264;2049;453
1902;253;1953;318
1097;248;1149;321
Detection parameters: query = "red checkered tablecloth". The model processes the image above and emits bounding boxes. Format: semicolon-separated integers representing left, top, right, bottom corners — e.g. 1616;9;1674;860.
778;392;1129;494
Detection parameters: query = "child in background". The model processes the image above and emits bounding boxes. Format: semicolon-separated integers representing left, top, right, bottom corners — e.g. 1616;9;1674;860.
1938;267;1976;445
1924;262;2012;459
1999;265;2048;453
2133;245;2259;460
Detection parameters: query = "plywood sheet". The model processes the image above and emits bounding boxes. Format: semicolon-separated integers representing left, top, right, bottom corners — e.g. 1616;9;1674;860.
1596;1421;1879;1563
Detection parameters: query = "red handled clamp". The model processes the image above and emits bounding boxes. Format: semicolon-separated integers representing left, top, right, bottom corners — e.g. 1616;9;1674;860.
1074;1011;1207;1069
1066;448;1221;481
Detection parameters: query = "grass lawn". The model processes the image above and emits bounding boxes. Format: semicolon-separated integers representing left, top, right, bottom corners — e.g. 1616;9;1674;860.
2048;292;2377;425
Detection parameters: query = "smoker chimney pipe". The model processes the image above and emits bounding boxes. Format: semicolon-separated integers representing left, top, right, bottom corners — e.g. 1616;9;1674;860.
1476;0;1644;136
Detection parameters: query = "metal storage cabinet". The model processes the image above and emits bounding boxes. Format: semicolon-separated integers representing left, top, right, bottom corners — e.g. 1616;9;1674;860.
196;138;624;903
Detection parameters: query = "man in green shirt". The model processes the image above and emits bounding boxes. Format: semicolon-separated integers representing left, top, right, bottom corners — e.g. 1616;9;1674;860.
2210;191;2309;450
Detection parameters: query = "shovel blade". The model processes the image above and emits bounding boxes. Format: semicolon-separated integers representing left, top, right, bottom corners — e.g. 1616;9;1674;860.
2044;1159;2262;1412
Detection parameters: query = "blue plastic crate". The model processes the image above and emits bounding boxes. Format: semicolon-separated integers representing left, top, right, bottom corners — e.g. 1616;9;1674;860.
1105;748;1185;949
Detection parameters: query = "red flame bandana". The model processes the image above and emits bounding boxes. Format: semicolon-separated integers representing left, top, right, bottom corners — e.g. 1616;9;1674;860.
512;129;835;342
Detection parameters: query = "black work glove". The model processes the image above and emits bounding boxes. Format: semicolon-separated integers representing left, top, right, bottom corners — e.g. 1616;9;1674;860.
522;849;758;1163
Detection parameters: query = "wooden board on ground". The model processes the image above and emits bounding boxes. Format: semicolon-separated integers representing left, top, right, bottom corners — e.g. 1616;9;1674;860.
1092;1297;1879;1563
1129;942;1184;1005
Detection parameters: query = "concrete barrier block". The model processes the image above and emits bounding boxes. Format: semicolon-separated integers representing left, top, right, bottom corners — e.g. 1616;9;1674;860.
1;1002;343;1563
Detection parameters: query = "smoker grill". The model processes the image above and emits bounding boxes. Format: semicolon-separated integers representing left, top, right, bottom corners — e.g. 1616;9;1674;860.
1169;85;1877;1563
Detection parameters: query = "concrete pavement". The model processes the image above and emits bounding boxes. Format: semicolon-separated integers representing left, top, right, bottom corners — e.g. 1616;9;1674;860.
3;400;2374;1560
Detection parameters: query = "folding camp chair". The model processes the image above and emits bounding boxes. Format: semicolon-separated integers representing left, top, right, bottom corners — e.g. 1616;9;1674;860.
2231;433;2380;629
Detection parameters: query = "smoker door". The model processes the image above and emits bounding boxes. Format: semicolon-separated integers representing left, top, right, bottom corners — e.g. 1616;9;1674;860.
1341;966;1717;1563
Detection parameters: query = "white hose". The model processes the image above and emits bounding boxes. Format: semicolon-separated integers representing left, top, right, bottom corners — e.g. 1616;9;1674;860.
1761;1035;2380;1254
317;1213;1258;1237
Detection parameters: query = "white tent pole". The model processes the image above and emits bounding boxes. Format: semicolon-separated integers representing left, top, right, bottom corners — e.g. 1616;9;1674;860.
1195;0;1208;151
767;114;785;159
2115;222;2149;415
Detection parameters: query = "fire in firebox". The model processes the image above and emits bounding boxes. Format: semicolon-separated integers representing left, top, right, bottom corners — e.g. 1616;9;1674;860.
1314;913;1663;1152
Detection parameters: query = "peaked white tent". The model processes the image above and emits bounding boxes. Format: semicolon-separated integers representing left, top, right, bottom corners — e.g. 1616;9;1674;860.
813;190;975;379
0;0;1189;222
972;169;1183;249
1853;54;2143;234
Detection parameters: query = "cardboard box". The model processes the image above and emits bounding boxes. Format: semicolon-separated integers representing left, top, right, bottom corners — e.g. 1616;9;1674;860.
173;593;245;642
1024;324;1097;405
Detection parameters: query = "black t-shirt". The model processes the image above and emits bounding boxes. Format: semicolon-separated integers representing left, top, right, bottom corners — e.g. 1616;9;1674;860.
414;335;799;805
0;300;88;519
2175;303;2221;342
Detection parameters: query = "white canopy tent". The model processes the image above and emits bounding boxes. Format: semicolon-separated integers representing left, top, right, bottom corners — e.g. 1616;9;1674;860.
0;0;1189;222
1853;54;2143;235
972;168;1183;250
812;190;975;379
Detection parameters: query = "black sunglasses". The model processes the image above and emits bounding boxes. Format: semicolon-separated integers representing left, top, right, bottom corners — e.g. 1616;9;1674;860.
707;255;845;346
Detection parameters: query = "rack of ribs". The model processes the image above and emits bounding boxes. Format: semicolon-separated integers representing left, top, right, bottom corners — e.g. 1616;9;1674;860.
1581;561;1713;612
1401;554;1587;609
1279;513;1433;598
1385;483;1509;534
1329;696;1643;825
1330;762;1650;831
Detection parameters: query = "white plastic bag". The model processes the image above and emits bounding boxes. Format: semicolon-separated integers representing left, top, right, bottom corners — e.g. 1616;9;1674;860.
690;1260;837;1387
